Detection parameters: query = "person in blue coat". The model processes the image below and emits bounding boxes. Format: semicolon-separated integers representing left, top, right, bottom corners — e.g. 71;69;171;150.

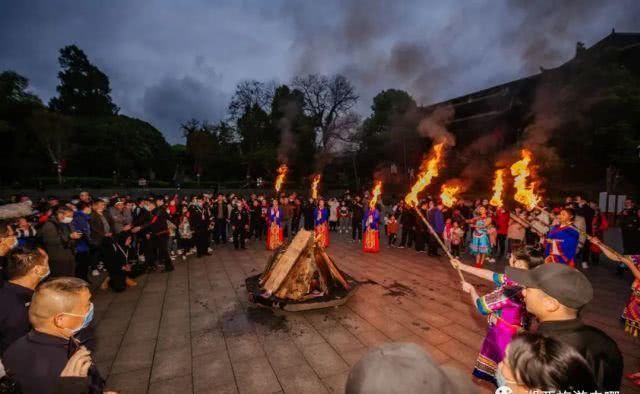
71;202;92;281
427;201;445;256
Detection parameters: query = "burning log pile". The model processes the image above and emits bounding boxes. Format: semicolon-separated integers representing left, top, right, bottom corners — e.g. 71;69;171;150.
246;229;358;311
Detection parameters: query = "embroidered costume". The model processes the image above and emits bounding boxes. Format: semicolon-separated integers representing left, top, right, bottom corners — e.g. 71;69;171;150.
470;217;491;255
314;207;330;248
544;225;579;267
472;273;526;386
362;208;380;253
622;255;640;336
266;207;284;250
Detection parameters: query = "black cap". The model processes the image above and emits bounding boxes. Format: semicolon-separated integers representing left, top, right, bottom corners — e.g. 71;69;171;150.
506;264;593;309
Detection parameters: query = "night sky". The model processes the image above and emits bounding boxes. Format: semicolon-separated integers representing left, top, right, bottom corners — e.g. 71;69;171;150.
1;0;638;143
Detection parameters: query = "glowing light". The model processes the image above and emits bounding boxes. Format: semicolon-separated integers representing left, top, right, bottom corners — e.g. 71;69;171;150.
489;169;505;207
405;143;445;207
311;174;321;200
274;164;288;193
510;149;541;210
369;181;382;210
440;184;460;208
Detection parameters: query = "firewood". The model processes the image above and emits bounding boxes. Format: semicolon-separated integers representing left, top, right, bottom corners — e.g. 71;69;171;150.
262;230;313;295
318;248;350;290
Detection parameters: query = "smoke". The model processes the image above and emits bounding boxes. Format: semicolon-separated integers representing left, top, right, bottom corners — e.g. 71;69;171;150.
417;104;456;146
503;0;639;74
276;99;299;164
281;0;638;114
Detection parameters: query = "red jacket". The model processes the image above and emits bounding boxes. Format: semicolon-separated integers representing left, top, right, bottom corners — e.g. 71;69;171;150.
495;210;510;235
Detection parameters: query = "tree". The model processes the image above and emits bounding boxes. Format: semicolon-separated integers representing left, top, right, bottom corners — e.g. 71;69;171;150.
237;103;277;178
270;85;316;181
228;80;276;120
292;74;360;157
181;120;242;181
28;110;73;183
49;45;118;116
357;89;420;182
71;115;174;180
0;71;42;107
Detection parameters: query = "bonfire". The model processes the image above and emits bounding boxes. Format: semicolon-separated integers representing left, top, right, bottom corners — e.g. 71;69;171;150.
246;230;358;311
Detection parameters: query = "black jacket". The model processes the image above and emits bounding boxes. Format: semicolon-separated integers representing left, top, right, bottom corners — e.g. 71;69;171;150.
150;207;169;236
212;201;230;221
537;318;623;391
0;282;33;355
89;212;113;246
189;205;210;232
351;201;364;222
230;208;249;228
3;330;105;394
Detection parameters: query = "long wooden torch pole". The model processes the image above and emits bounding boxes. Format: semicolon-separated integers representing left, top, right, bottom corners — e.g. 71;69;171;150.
412;206;466;283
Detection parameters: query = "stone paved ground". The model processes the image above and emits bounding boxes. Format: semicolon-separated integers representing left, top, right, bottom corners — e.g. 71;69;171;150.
91;233;640;394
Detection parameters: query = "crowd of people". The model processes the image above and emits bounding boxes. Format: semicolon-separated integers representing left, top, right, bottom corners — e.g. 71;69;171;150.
0;189;638;393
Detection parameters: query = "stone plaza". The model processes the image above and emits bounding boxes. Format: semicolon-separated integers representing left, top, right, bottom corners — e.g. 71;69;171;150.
90;235;640;393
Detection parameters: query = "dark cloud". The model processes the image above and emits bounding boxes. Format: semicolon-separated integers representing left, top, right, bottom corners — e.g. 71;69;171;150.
142;75;228;143
1;0;638;144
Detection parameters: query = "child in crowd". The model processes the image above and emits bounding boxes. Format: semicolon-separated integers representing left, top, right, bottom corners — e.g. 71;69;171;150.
387;214;399;247
450;221;464;258
443;218;453;252
338;201;350;234
14;217;37;249
178;210;194;260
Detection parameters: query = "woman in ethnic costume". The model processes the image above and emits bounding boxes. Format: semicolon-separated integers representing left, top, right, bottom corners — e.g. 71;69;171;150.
590;237;640;386
314;198;330;248
543;208;580;267
454;249;543;386
362;205;380;253
266;199;284;250
468;206;492;267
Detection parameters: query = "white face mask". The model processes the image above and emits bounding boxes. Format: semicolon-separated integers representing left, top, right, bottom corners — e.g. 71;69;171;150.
61;216;73;224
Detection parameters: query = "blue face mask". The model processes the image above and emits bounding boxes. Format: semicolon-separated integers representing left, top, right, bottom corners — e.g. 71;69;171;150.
65;303;94;334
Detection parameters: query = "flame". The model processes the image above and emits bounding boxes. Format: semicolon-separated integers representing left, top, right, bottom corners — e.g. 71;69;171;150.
274;164;288;193
369;181;382;210
405;142;445;207
510;149;541;210
489;169;505;207
311;174;321;200
439;184;460;208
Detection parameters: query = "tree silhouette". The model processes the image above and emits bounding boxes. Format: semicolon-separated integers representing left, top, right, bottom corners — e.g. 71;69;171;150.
49;45;118;116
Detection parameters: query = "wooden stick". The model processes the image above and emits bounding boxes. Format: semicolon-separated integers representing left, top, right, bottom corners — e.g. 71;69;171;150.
509;212;546;236
412;206;466;283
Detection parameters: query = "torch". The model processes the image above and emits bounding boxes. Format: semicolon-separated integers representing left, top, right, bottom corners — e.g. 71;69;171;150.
489;169;505;208
311;174;321;200
404;143;465;283
510;150;625;261
275;164;288;194
439;184;460;209
369;181;382;210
